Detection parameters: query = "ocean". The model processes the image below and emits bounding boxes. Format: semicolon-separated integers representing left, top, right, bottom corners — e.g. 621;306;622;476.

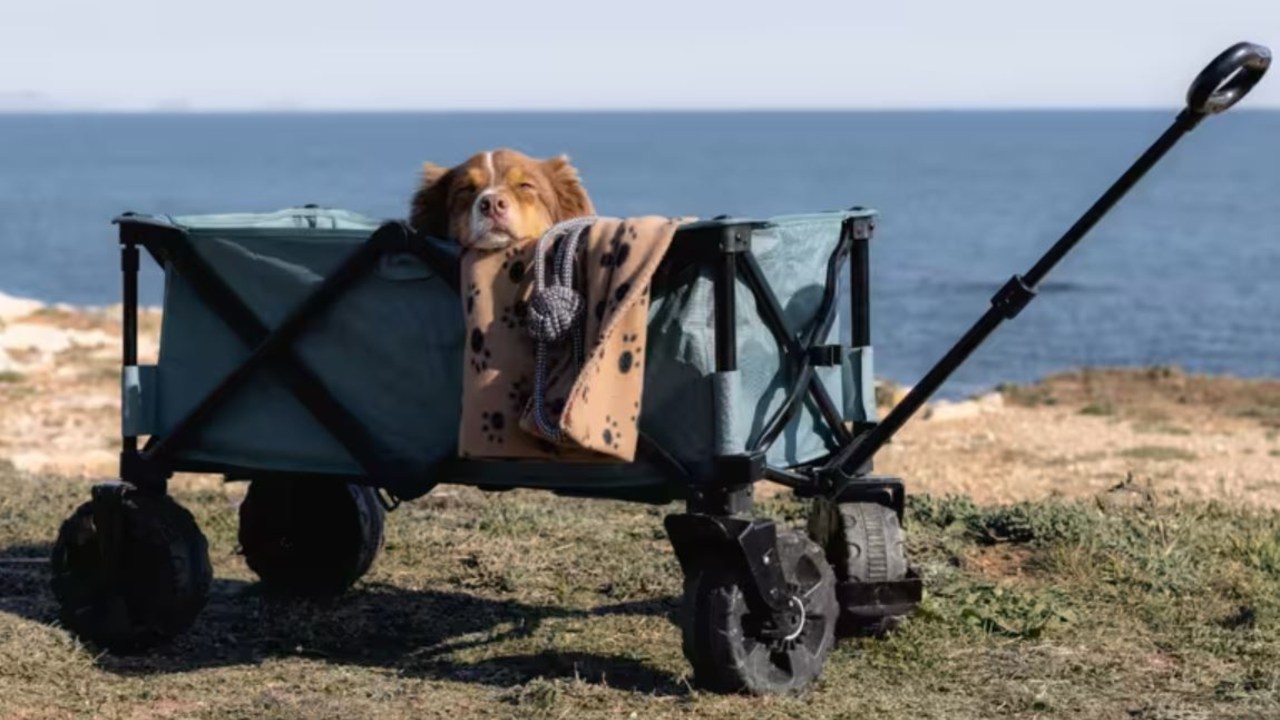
1;111;1277;398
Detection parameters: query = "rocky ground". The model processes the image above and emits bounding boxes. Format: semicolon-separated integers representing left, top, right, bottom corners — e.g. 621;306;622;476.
0;292;160;478
2;290;1277;508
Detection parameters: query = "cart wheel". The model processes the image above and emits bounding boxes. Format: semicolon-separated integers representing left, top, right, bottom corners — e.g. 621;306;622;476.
679;529;838;695
50;488;212;653
807;499;913;636
238;478;385;597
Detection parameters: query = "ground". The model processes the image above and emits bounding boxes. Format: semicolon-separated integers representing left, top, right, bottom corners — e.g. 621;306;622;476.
1;299;1279;718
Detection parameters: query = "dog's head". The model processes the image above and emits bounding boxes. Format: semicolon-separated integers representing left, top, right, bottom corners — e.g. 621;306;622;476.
410;149;594;250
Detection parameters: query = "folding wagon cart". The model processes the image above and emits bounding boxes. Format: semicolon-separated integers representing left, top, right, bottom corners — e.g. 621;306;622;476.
49;43;1269;694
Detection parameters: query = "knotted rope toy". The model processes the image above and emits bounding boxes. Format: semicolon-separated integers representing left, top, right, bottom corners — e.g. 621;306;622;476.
527;216;598;440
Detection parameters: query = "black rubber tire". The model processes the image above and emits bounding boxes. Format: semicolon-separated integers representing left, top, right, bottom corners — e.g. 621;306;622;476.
237;478;385;597
50;492;212;653
807;499;911;635
679;529;838;695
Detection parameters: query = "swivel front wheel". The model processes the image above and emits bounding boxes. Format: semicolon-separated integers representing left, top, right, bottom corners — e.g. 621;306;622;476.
679;529;838;695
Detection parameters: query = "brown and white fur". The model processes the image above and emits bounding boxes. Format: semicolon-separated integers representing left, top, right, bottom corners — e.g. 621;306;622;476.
410;149;595;250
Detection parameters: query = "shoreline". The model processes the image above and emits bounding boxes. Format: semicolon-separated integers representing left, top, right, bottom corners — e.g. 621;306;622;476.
3;289;1278;507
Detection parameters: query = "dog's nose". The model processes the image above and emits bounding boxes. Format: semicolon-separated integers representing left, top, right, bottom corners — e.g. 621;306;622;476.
478;194;508;219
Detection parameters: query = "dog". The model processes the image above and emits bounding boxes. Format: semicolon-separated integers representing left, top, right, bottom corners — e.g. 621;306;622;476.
410;149;595;250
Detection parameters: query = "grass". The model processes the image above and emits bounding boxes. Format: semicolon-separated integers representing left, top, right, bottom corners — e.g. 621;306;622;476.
1000;367;1280;434
3;468;1280;719
1132;422;1193;436
1117;445;1200;462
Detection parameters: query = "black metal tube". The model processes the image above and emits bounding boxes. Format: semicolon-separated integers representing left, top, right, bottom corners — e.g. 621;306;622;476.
121;242;139;456
144;236;383;472
714;247;737;372
762;465;808;488
1023;111;1198;288
849;224;871;348
833;307;1004;473
753;365;816;452
831;110;1203;476
738;248;852;449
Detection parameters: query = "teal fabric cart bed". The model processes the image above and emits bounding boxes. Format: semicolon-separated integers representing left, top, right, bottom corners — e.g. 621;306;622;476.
125;206;878;500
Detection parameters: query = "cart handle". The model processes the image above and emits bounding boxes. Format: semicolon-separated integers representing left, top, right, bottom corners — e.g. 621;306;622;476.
1186;42;1271;116
824;41;1272;481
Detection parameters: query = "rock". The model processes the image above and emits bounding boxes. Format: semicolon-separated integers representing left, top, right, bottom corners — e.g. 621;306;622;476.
975;392;1005;412
0;350;21;375
9;451;52;473
922;391;1005;423
924;399;982;422
0;292;43;322
0;323;115;360
0;323;73;355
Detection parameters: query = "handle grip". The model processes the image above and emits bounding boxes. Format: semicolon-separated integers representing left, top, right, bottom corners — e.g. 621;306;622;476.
1186;42;1271;115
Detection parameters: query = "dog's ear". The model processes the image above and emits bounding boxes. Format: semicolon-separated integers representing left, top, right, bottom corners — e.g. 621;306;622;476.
543;154;595;219
410;162;452;238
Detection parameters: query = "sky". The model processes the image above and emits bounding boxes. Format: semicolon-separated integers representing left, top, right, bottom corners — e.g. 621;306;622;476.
0;0;1276;111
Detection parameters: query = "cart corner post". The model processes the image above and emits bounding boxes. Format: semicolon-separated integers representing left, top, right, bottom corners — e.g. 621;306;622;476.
116;217;169;495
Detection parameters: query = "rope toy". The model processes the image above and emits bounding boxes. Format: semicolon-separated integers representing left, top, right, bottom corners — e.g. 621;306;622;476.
528;216;598;440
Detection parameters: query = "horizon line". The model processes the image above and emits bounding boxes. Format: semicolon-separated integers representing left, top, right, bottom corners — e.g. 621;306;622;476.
2;105;1278;115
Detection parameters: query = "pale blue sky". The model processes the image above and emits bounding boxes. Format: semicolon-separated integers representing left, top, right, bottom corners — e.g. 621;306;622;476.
1;0;1276;110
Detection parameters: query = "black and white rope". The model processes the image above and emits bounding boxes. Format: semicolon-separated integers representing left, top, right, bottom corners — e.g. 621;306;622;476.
527;216;597;440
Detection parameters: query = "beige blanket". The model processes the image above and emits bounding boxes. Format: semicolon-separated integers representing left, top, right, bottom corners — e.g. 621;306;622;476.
458;216;685;462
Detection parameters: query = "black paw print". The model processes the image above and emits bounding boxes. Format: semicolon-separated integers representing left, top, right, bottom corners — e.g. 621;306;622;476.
465;282;480;316
601;415;622;451
611;281;633;311
617;333;643;375
600;227;633;269
499;299;529;330
469;327;491;374
480;410;506;444
500;254;527;284
507;376;531;411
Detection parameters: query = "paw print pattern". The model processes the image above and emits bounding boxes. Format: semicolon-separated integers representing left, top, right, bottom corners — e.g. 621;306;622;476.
600;224;634;269
507;376;532;412
469;327;492;374
500;253;527;285
465;282;480;316
617;333;643;375
480;410;506;444
499;299;529;330
601;415;622;451
612;281;632;309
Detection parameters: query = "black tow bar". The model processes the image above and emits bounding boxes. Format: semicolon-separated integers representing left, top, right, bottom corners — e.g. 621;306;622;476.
826;41;1272;481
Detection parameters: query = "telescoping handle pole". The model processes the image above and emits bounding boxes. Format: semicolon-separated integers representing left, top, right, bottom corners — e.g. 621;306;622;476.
830;41;1271;479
